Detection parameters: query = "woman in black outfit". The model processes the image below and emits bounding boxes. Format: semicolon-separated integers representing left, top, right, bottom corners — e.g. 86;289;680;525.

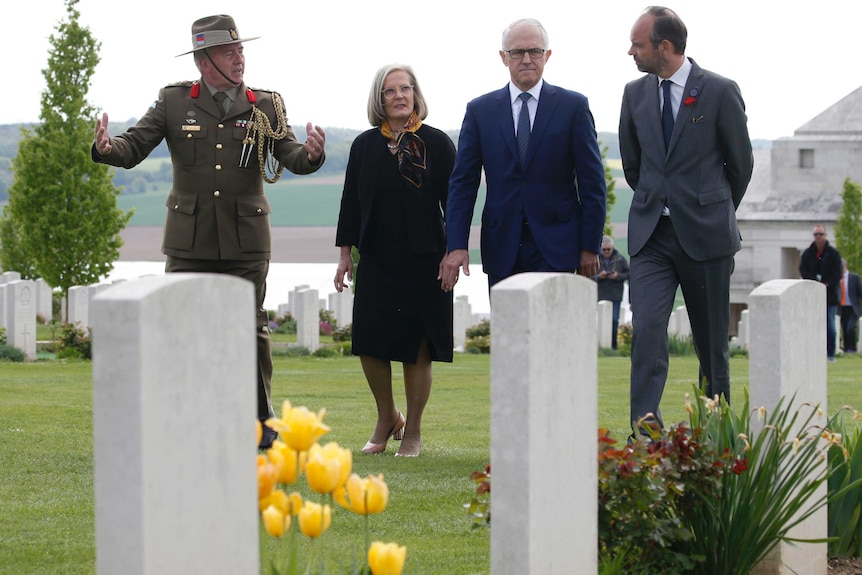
334;64;456;457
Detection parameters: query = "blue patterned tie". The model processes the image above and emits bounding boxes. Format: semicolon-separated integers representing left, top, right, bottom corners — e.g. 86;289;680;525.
661;80;674;151
517;92;531;166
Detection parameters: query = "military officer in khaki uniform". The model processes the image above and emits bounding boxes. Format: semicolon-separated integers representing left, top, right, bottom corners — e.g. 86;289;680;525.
92;14;326;448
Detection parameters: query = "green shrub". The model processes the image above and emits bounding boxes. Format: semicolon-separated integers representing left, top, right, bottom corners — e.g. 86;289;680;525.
667;333;695;356
0;327;6;345
273;314;297;335
828;408;862;557
0;343;26;362
56;322;91;360
466;318;490;339
465;335;490;354
331;324;352;343
598;388;851;574
319;308;337;330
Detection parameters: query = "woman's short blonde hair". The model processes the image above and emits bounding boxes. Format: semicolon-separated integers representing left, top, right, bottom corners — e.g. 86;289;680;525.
367;64;428;127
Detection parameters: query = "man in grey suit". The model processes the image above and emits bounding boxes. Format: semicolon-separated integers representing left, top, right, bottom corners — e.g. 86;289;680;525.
619;6;753;432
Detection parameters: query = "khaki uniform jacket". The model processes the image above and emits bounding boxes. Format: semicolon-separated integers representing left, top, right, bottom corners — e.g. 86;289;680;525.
94;80;323;260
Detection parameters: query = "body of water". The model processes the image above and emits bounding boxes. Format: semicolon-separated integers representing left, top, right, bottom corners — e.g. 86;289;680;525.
103;261;491;316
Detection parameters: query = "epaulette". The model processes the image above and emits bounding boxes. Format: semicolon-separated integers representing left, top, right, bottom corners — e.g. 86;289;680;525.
247;86;277;95
165;80;195;88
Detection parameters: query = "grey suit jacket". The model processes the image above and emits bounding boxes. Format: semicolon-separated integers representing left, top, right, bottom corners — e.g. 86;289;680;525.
619;58;754;261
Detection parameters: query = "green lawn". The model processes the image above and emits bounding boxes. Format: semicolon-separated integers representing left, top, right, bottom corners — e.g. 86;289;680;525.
2;353;859;574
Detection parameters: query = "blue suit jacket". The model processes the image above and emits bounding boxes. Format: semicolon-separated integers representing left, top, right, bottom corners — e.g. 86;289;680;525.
446;82;607;277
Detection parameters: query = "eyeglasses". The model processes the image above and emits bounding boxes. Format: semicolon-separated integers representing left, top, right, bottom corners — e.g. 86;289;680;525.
602;248;613;252
382;85;414;100
814;232;825;237
505;48;546;60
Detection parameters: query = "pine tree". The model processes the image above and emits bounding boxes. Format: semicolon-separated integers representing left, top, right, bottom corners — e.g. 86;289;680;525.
834;177;862;273
1;0;132;294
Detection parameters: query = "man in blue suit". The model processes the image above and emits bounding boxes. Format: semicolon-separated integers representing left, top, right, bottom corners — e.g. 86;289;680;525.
619;6;753;433
441;18;607;293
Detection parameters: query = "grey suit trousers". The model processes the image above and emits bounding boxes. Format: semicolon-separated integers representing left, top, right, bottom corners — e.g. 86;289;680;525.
629;216;732;429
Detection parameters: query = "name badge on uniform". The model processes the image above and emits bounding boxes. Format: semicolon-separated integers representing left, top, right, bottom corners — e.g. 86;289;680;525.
182;125;202;132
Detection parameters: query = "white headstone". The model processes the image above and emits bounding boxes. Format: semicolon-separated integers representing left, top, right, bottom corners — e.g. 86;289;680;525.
597;300;613;348
288;284;310;315
749;279;827;575
91;273;258;575
328;289;354;329
738;308;750;350
0;284;6;330
295;288;320;352
35;278;53;322
5;280;37;359
667;309;678;336
675;305;691;338
453;295;472;351
0;271;21;284
67;285;90;328
277;303;291;319
490;273;597;575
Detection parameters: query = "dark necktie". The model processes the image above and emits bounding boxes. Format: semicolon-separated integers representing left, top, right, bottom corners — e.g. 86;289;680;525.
517;92;531;166
213;91;228;116
661;79;674;151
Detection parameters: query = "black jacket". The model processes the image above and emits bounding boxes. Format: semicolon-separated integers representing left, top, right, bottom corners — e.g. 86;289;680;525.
799;240;842;306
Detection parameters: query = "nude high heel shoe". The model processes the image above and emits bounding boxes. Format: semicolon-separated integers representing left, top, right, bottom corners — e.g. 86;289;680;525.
361;412;405;454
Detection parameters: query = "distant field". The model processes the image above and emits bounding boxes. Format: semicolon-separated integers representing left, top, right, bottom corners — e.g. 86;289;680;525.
114;159;632;251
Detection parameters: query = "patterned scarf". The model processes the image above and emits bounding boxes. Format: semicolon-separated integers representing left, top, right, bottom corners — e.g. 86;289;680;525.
380;112;426;188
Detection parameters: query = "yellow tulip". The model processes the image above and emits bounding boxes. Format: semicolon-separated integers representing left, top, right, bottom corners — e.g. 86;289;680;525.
268;441;307;485
257;454;278;501
335;473;389;515
266;400;330;452
262;504;290;538
298;501;332;538
319;442;352;486
259;488;288;513
256;419;263;447
305;443;352;495
286;491;303;515
368;541;407;575
305;451;342;495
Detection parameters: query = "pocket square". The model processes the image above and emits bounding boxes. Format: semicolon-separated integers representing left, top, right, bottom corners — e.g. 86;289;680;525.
691;115;704;124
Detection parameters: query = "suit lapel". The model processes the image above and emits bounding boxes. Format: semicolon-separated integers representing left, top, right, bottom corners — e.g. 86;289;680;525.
667;59;705;156
493;86;519;164
527;83;557;168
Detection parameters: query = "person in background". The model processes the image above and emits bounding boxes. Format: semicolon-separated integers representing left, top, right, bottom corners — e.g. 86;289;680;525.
441;18;606;294
799;224;843;361
619;6;754;433
334;64;456;457
839;258;862;354
92;15;326;449
592;236;630;349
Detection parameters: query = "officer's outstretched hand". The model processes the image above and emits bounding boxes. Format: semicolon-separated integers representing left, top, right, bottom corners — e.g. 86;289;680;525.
305;123;326;163
94;113;112;156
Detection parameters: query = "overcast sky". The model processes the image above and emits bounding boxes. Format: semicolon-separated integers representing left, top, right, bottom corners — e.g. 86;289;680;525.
9;1;862;141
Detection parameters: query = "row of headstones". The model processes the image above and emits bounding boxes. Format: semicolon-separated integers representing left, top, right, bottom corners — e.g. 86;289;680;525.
276;286;487;352
89;273;828;574
0;271;485;358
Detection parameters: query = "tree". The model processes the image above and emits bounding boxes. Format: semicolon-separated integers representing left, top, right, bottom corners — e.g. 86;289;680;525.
1;0;131;295
834;177;862;273
601;144;617;238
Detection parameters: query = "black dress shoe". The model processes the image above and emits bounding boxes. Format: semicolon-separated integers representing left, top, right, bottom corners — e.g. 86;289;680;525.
259;424;278;450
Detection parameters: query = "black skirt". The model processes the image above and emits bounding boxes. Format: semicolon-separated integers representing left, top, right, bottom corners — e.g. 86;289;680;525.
351;251;453;363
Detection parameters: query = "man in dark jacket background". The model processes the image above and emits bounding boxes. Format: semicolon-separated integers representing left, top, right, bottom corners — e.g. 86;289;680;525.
799;224;843;362
592;236;630;349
